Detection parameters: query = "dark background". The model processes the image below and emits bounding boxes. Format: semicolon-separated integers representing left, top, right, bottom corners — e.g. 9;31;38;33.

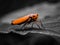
0;0;60;18
0;32;59;45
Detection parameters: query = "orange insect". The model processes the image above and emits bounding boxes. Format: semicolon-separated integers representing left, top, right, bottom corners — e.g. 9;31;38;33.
11;13;38;25
11;13;44;30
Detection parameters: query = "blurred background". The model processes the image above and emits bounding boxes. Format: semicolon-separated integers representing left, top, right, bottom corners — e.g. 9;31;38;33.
0;0;60;32
0;0;60;23
0;0;60;45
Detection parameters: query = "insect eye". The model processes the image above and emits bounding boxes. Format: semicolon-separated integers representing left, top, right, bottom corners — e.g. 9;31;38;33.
37;15;38;16
33;16;35;17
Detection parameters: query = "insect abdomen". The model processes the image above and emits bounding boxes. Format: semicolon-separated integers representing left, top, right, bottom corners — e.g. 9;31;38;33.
11;15;29;25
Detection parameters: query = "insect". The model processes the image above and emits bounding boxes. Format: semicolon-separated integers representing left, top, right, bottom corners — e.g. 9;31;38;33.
11;13;44;30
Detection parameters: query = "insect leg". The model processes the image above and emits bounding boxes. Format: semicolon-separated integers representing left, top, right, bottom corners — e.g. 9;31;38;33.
39;20;46;30
31;22;34;28
20;23;27;29
32;21;41;29
36;23;42;30
34;21;43;30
